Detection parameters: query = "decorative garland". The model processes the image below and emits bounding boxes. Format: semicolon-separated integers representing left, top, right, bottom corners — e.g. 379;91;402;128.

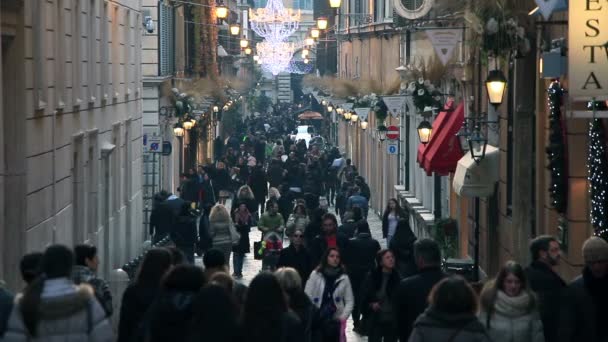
545;81;567;214
372;98;388;124
588;117;608;239
407;78;441;113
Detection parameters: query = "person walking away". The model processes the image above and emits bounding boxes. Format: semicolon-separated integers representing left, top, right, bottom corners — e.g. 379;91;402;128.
343;221;381;333
202;249;248;310
72;244;113;317
558;236;608;342
389;219;418;278
276;267;320;342
479;261;544;342
242;273;304;342
278;229;314;286
249;163;268;214
360;249;401;341
171;201;198;263
338;208;364;239
309;213;349;267
232;203;252;279
267;159;285;189
144;265;206;342
408;276;491;342
209;204;236;267
524;235;565;342
187;284;242;342
149;191;172;244
346;187;369;218
305;248;354;342
117;248;172;342
286;203;310;237
214;161;232;205
393;238;446;342
4;245;113;342
382;198;407;246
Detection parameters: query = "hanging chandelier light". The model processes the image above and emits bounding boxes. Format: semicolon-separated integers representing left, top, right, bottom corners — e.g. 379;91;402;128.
249;0;301;42
257;41;296;75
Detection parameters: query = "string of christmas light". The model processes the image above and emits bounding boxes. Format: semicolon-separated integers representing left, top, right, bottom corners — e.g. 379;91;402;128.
545;81;567;214
587;117;608;239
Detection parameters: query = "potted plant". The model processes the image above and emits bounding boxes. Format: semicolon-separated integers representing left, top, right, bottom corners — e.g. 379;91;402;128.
433;218;459;259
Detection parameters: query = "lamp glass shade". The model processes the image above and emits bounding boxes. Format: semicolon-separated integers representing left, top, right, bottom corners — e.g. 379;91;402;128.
336;108;344;114
417;120;433;144
468;131;488;163
361;121;368;130
301;49;309;57
230;24;240;35
223;105;229;111
485;69;507;106
321;100;327;106
351;114;358;122
240;38;249;48
182;120;194;130
215;5;228;19
329;0;341;8
327;105;333;112
317;17;328;30
305;38;315;46
245;47;252;55
377;127;387;141
304;58;309;64
311;29;320;38
173;126;185;137
190;118;197;125
344;112;352;120
213;105;219;113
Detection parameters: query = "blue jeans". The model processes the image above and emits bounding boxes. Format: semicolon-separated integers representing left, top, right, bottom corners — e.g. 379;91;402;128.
233;252;245;275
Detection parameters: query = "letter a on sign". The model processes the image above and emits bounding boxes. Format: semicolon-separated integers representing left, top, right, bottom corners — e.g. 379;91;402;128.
425;29;462;66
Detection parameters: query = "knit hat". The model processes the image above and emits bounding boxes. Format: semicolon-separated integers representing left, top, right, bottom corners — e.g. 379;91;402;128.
582;236;608;263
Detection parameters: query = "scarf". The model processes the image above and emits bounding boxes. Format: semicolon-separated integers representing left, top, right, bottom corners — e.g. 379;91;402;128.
236;210;251;225
494;290;531;317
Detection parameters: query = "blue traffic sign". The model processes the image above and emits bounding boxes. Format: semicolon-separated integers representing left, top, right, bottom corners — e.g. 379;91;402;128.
387;143;398;155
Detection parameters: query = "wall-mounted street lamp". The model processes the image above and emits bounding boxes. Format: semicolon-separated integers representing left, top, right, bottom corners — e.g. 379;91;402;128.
327;105;333;112
182;119;194;130
350;113;358;123
304;58;310;64
344;111;352;120
240;37;249;48
321;99;328;106
301;49;309;58
213;105;219;113
377;125;387;142
486;69;507;107
360;121;368;130
311;28;320;39
305;37;315;46
253;55;260;63
244;47;252;55
336;107;344;115
317;17;328;30
417;120;433;144
173;124;185;137
230;24;240;35
215;2;228;19
329;0;341;8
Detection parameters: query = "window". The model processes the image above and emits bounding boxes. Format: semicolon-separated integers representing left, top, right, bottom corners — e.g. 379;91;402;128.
72;0;82;106
506;67;513;216
112;124;121;212
124;10;130;95
33;0;47;110
73;135;85;243
87;132;99;237
100;1;108;101
374;0;384;22
159;3;175;76
88;0;97;104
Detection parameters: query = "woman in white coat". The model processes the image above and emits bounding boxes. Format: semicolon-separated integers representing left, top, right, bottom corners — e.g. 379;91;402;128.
305;247;354;342
478;261;545;342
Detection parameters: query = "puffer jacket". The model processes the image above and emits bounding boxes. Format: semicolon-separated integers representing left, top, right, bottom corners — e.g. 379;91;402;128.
286;214;310;237
4;279;112;342
210;219;233;247
71;265;113;317
304;269;354;321
409;308;492;342
478;290;544;342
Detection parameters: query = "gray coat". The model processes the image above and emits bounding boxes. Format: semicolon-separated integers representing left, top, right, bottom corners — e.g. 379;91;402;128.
408;309;492;342
4;284;113;342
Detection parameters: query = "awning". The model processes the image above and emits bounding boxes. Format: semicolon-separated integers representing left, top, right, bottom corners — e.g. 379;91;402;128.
417;100;455;165
452;145;499;197
418;102;464;176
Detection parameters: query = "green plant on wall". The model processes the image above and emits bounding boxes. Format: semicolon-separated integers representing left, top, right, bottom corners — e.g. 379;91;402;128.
433;218;459;259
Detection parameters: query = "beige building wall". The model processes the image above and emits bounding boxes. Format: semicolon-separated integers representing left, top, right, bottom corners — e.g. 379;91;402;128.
1;0;144;290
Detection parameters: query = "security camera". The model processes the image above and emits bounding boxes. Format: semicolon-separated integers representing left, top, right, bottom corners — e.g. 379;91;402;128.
143;16;155;33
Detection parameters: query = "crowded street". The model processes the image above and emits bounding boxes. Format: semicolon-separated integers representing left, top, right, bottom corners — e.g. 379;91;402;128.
2;0;608;341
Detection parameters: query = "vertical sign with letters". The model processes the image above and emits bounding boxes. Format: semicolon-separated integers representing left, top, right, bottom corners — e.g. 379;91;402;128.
568;0;608;99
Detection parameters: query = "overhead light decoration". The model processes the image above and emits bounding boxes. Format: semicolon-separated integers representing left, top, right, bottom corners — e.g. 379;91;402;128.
317;17;328;30
249;0;301;42
213;105;219;113
215;3;228;19
230;24;240;35
256;41;296;75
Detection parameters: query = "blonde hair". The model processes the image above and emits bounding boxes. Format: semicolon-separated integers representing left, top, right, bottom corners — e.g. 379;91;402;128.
275;267;302;291
209;204;231;222
268;187;281;199
237;185;255;200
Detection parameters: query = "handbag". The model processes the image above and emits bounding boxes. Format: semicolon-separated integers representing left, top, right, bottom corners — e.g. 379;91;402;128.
228;223;241;246
253;240;264;260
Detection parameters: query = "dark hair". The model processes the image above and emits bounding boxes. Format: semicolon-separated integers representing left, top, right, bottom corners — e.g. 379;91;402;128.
317;247;344;271
429;276;478;315
161;264;206;292
209;272;235;293
74;244;97;267
357;220;371;234
188;284;240;342
203;248;227;269
375;249;394;269
20;252;43;284
480;261;536;327
165;246;186;265
529;235;558;261
135;248;173;288
414;238;442;266
293;203;306;214
321;212;338;226
352;207;363;221
243;273;287;342
20;245;75;337
383;198;405;220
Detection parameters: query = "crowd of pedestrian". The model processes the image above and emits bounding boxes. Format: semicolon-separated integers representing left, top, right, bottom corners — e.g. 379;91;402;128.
1;104;608;342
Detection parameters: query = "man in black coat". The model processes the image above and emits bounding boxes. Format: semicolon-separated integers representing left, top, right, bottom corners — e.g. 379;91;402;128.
343;222;381;333
149;191;173;244
309;213;349;267
392;238;446;342
525;235;566;342
277;229;313;286
558;236;608;342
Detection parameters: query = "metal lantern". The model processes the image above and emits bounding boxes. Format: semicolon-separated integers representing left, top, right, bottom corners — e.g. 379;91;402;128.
361;121;368;130
485;69;507;107
377;126;388;141
230;24;240;35
182;120;194;130
173;124;185;137
244;47;252;55
417;120;433;144
329;0;341;8
305;37;315;46
215;3;228;19
468;129;488;163
344;111;352;120
303;58;309;64
213;105;219;113
327;105;333;112
311;28;320;39
336;107;344;115
317;17;328;30
321;99;328;106
240;37;249;48
350;114;358;123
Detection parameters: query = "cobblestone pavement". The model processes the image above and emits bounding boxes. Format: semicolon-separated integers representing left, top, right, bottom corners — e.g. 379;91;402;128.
196;205;386;342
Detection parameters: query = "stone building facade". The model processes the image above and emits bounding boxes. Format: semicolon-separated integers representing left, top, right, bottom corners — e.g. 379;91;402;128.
1;0;144;290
